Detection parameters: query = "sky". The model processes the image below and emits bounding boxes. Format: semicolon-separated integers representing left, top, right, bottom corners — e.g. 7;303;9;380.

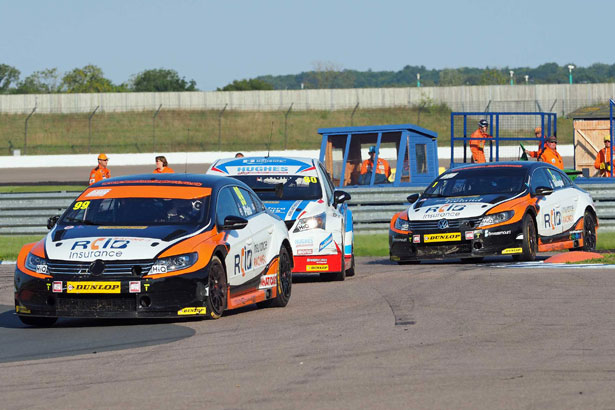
1;0;613;91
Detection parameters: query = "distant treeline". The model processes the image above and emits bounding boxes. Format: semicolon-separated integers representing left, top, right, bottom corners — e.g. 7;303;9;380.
255;62;615;90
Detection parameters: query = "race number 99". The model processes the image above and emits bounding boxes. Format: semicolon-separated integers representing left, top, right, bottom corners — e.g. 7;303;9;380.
73;201;91;210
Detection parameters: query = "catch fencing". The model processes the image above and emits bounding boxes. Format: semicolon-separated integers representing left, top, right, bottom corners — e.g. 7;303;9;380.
2;183;615;236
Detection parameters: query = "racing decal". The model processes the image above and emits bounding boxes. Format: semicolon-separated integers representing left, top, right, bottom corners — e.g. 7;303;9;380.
52;281;62;293
297;248;313;255
177;307;207;315
234;245;253;277
465;231;474;240
68;238;129;259
98;226;148;230
413;234;421;243
78;185;212;201
253;240;268;268
85;189;111;197
259;274;277;289
211;157;314;175
484;230;511;237
319;233;333;251
66;281;121;294
295;238;313;247
129;281;141;293
424;233;461;243
544;209;562;230
306;265;329;271
423;204;466;219
501;248;523;254
15;305;31;314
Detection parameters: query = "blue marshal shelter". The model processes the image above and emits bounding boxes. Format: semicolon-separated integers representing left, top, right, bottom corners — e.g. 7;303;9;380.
318;124;439;188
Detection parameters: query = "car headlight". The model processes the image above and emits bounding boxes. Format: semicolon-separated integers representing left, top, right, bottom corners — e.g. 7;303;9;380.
293;212;326;233
394;215;410;232
479;211;514;227
149;252;197;275
25;252;49;274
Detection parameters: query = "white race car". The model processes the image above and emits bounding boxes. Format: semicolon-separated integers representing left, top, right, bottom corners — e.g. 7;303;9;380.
207;157;354;281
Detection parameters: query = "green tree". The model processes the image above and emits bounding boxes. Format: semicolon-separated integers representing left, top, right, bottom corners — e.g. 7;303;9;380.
16;68;61;93
0;64;20;93
61;65;116;93
439;68;464;86
218;78;273;91
131;68;196;91
480;68;508;85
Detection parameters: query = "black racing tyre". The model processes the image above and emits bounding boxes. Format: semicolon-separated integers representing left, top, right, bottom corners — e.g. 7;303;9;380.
513;214;537;262
18;315;57;327
259;246;293;308
346;244;355;277
573;211;597;252
206;255;227;319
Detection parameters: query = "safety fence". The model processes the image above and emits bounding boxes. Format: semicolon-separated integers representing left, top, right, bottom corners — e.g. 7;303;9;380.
2;183;615;236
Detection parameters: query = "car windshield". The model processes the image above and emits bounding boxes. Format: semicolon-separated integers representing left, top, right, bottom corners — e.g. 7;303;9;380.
234;175;322;201
423;167;527;198
60;197;210;226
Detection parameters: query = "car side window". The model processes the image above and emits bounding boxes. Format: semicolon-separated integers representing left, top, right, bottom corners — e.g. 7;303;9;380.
318;162;335;204
233;186;258;217
248;190;266;213
216;187;241;227
531;168;553;191
546;168;567;189
552;169;572;187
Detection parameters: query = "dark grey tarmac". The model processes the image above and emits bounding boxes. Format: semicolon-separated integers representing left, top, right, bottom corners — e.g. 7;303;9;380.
1;257;615;409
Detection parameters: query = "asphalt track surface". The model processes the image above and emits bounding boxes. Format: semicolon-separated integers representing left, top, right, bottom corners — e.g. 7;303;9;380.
2;257;615;410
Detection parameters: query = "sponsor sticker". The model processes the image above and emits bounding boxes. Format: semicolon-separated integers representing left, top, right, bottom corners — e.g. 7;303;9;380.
501;247;523;254
259;274;277;289
424;233;461;243
66;281;121;294
485;230;511;237
129;281;141;293
98;226;148;230
15;305;31;314
413;234;421;243
150;265;168;274
177;307;207;315
85;189;112;197
319;234;333;252
36;264;48;274
306;265;329;272
465;231;474;240
297;248;313;255
52;281;63;293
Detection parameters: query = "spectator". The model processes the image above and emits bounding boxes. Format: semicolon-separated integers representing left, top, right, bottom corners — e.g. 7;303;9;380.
528;135;564;170
469;119;492;163
153;155;175;173
360;145;391;184
594;135;613;177
235;152;244;158
89;153;111;185
534;127;546;152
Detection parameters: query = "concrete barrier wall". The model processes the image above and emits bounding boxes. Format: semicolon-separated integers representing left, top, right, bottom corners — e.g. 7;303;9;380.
1;83;614;115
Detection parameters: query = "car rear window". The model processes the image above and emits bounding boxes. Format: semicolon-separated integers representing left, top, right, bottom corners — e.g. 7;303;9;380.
234;175;322;201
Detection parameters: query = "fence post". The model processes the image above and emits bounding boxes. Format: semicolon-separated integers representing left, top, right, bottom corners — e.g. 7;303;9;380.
24;105;37;155
284;103;293;150
350;102;359;126
218;104;227;151
152;104;162;152
88;105;100;153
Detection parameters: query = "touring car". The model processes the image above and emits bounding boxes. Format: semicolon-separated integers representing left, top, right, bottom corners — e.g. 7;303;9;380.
14;174;293;326
207;157;354;281
389;162;598;263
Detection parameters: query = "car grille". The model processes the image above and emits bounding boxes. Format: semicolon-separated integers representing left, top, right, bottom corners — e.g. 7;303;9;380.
409;217;482;231
47;260;154;276
56;294;137;313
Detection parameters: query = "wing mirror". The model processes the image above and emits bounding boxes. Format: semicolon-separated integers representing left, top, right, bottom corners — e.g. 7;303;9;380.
221;215;248;230
534;186;553;196
333;190;351;206
47;215;60;229
407;193;420;203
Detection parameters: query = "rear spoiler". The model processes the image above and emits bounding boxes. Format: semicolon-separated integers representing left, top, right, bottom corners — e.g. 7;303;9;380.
252;183;284;199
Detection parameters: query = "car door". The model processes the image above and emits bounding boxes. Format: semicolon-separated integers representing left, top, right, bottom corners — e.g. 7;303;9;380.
215;186;255;287
233;186;276;277
547;168;579;234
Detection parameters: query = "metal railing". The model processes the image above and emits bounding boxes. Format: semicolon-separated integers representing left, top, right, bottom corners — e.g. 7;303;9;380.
2;183;615;236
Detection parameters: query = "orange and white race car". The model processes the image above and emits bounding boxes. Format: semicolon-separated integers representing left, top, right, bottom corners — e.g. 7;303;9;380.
14;174;293;326
389;162;598;263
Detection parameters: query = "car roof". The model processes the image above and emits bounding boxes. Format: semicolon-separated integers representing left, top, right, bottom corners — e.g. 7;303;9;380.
89;173;251;192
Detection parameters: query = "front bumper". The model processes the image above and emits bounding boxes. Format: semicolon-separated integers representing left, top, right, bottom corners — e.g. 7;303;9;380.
14;266;211;319
389;221;524;262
